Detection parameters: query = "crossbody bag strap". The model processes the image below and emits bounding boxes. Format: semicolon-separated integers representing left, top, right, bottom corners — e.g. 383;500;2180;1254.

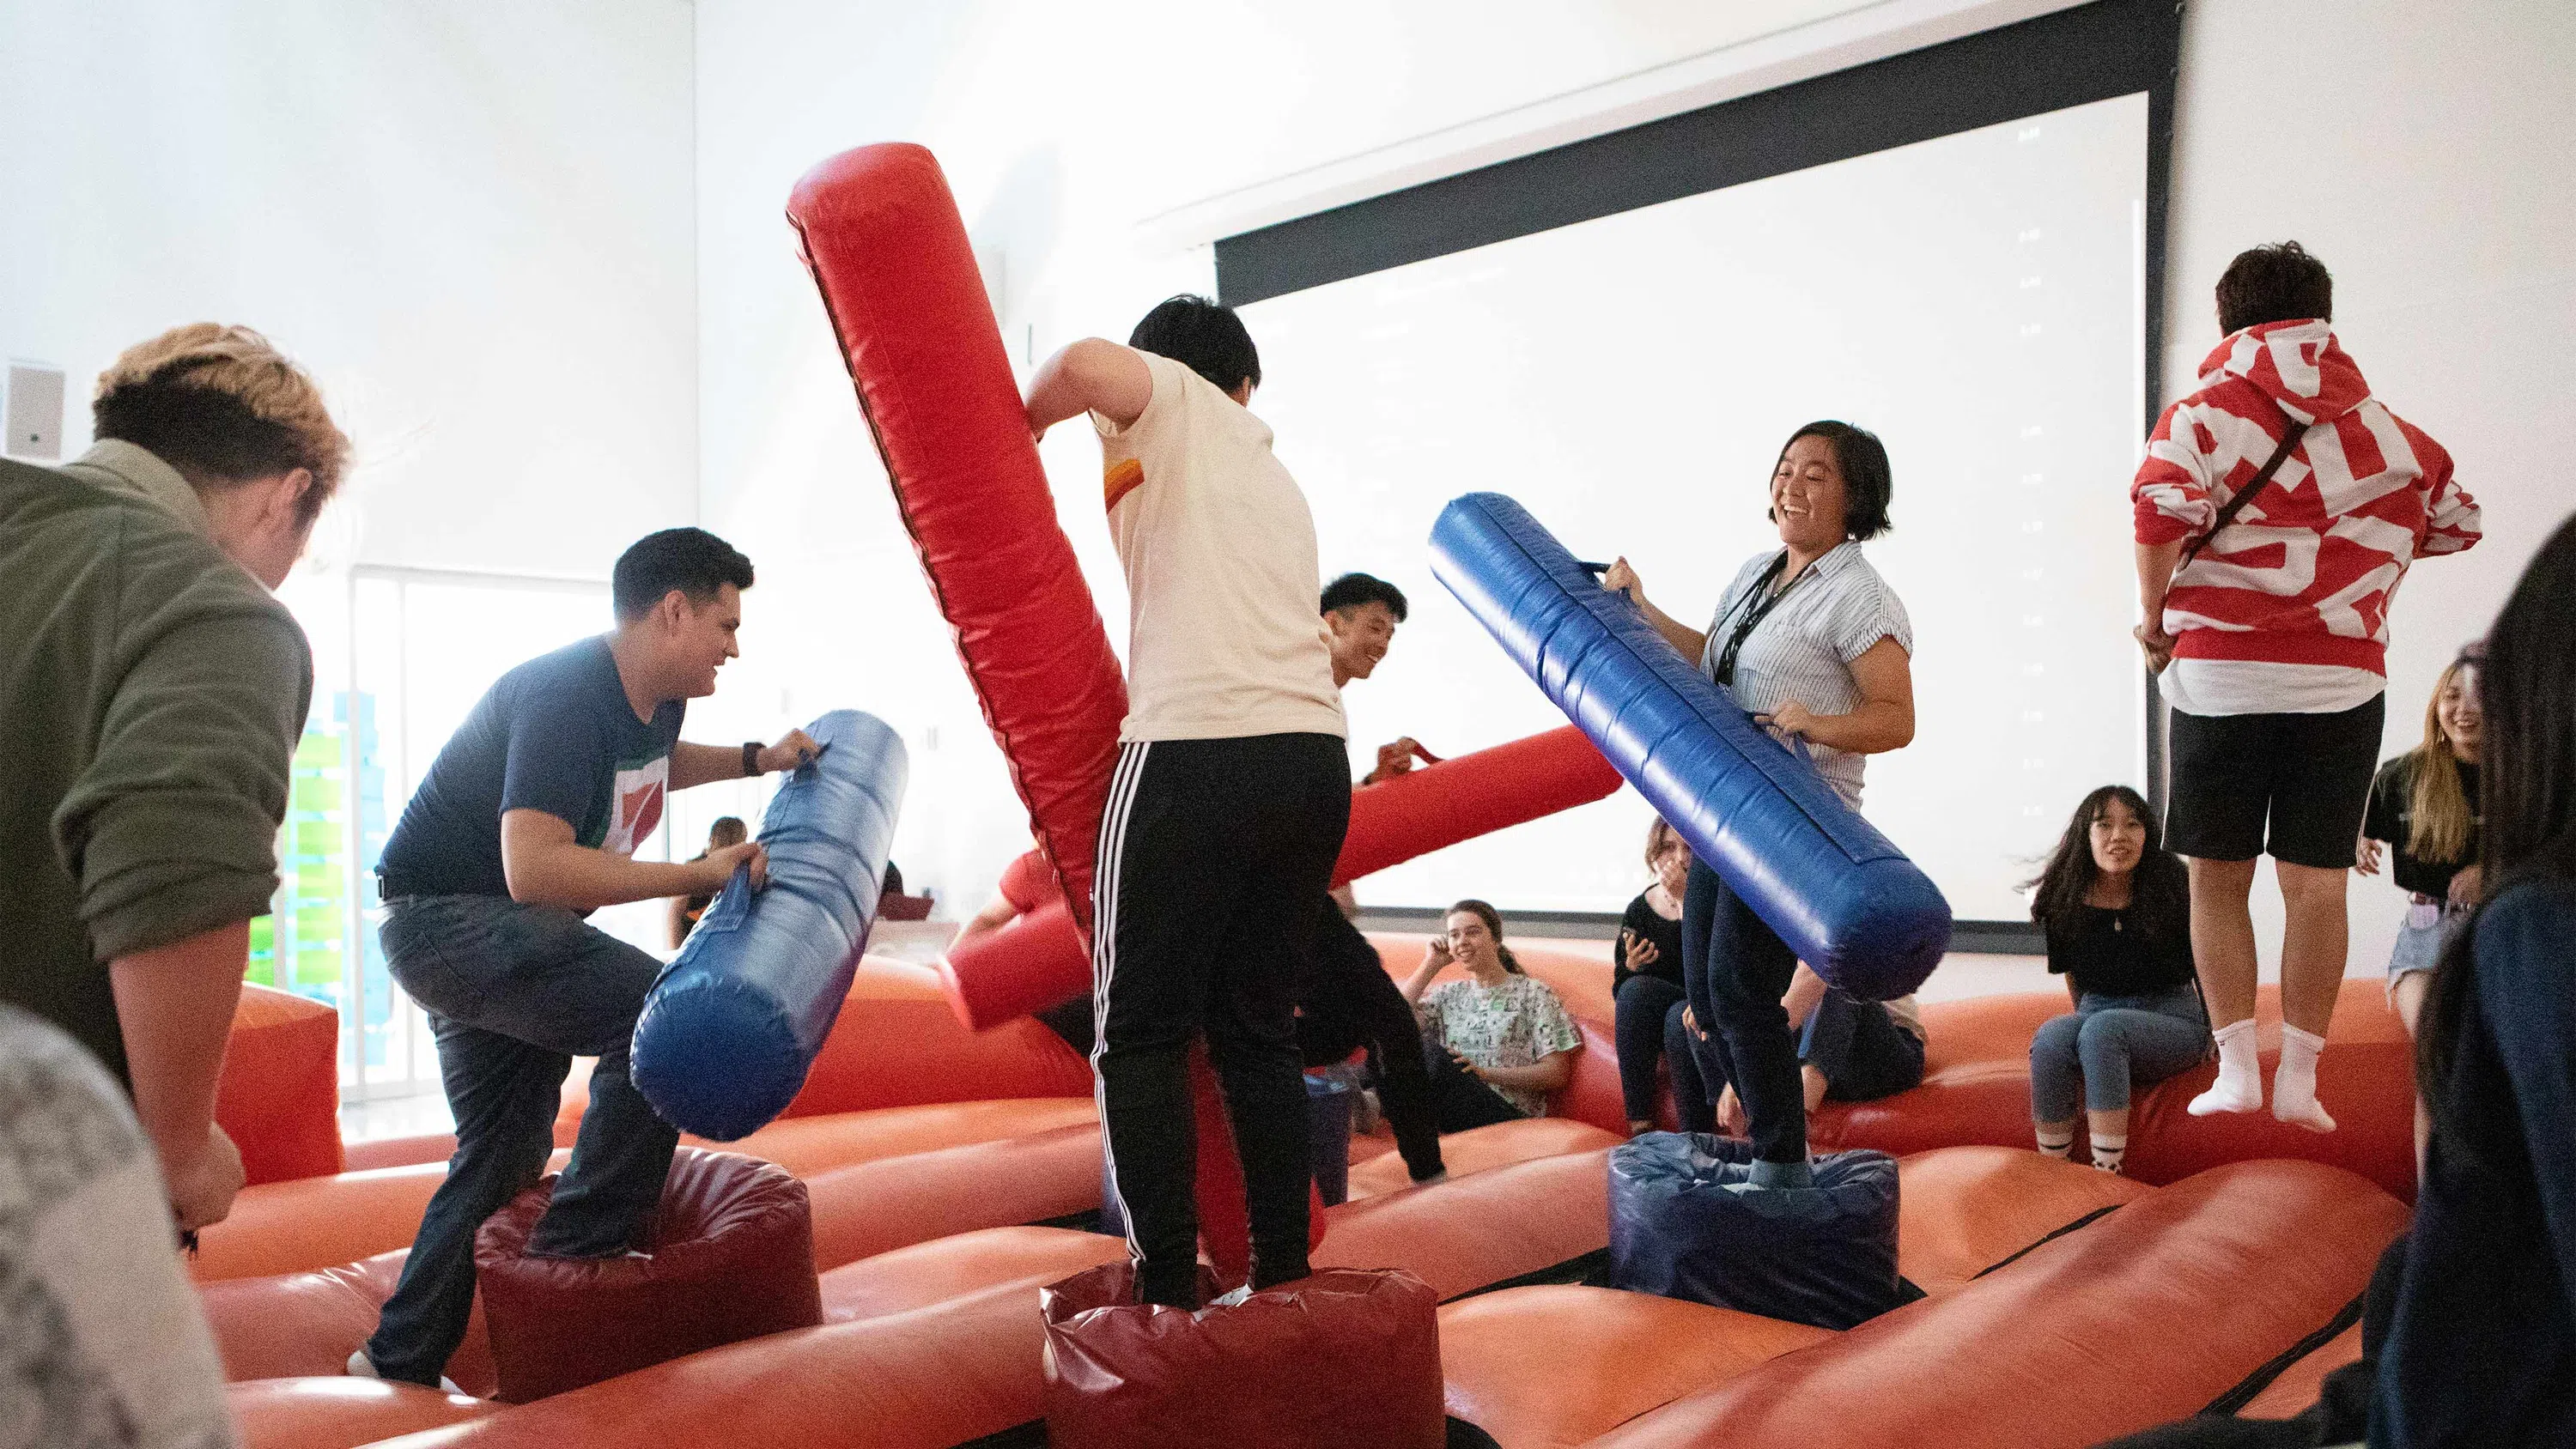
2178;405;2308;571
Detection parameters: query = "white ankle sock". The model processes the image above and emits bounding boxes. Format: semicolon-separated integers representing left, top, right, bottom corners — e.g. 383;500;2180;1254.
2189;1018;2263;1116
2088;1131;2128;1174
2272;1024;2337;1132
2034;1126;2074;1160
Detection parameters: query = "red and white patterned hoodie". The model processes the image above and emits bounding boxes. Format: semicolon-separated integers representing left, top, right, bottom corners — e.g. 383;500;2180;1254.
2132;320;2479;715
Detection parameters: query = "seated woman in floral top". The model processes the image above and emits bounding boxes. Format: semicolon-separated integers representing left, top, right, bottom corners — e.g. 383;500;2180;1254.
1400;900;1584;1132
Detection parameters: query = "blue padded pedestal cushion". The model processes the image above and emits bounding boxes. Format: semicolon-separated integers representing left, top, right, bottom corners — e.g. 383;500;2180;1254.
1607;1132;1902;1331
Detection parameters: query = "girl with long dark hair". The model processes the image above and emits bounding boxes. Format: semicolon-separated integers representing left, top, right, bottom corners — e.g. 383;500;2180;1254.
2372;517;2576;1446
2024;786;2207;1173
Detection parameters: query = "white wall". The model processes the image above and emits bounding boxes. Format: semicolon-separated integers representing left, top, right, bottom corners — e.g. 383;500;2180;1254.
0;0;699;582
690;0;1898;912
698;0;2575;958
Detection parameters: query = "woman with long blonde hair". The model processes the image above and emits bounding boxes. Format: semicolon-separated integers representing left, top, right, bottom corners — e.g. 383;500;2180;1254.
2356;652;2482;1035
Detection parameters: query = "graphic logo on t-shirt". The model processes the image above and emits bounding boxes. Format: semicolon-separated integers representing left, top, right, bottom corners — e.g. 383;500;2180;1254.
1103;457;1144;513
601;757;668;858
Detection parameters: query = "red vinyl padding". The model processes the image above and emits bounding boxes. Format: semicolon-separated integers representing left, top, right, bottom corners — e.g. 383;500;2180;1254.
219;982;344;1185
225;1377;495;1449
1042;1264;1445;1449
787;142;1122;937
943;726;1629;1029
475;1150;823;1404
1332;724;1620;884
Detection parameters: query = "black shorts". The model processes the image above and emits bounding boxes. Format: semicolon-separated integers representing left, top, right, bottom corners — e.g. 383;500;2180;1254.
2166;694;2385;869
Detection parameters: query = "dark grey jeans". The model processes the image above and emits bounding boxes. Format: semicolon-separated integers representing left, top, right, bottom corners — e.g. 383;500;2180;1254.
362;894;678;1386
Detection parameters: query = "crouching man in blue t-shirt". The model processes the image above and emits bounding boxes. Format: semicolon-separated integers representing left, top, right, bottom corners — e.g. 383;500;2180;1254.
353;527;817;1389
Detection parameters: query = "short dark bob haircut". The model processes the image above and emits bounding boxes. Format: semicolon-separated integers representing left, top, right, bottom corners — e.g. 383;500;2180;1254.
1128;294;1261;396
1772;421;1893;542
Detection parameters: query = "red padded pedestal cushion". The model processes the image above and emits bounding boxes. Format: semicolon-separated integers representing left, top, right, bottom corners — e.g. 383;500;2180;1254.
219;982;344;1185
1042;1263;1443;1449
475;1149;821;1403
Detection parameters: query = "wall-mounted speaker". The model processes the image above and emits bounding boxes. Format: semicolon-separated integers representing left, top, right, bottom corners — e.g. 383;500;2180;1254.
5;362;67;460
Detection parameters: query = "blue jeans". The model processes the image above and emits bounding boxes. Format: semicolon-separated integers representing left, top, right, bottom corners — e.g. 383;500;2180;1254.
2028;985;2212;1120
1681;856;1806;1164
363;894;680;1386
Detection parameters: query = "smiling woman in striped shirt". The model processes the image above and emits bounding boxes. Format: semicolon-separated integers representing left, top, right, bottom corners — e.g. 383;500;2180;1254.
1602;421;1917;1188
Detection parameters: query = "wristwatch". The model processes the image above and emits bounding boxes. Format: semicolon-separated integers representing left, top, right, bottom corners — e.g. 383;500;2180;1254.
742;740;763;777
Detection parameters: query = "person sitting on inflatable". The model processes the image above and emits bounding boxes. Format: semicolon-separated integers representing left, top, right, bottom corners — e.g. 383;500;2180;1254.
2355;652;2483;1039
1670;967;1925;1137
1613;819;1692;1136
1400;900;1582;1131
2025;785;2210;1174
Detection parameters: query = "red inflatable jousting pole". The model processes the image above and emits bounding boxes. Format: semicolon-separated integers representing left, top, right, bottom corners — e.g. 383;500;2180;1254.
939;724;1620;1030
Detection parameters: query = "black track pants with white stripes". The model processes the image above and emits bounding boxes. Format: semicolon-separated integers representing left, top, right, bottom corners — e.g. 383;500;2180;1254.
1091;731;1352;1308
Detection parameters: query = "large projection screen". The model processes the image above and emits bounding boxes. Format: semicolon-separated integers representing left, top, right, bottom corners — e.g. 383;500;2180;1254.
1223;3;2176;930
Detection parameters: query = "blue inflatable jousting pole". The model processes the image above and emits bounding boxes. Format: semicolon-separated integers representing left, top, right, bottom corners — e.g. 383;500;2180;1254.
633;710;908;1139
1429;494;1948;1000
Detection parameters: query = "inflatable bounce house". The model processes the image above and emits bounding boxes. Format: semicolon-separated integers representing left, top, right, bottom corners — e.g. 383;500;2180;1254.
206;145;2421;1449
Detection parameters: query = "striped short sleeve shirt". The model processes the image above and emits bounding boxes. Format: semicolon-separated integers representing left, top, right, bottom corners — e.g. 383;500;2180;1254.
1698;543;1912;808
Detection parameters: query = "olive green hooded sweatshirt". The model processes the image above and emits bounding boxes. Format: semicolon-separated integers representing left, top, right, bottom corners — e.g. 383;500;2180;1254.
0;440;312;1082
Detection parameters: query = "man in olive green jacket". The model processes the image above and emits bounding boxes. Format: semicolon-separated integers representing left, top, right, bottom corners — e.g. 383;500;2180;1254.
0;324;347;1232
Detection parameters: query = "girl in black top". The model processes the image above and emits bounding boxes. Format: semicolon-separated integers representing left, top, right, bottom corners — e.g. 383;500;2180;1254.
1612;818;1691;1134
2025;785;2208;1173
2357;653;2482;1036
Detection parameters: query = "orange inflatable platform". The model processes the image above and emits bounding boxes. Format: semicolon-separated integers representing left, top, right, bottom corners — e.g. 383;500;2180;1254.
1366;934;2417;1201
1444;1157;2403;1448
219;1119;1621;1449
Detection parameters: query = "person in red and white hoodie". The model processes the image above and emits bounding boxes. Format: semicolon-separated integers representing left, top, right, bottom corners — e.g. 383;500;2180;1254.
2132;242;2480;1134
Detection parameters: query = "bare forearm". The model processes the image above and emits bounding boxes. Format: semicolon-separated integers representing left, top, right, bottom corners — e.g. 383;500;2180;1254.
1796;700;1915;755
670;741;750;791
1482;1057;1572;1094
1024;349;1094;435
511;842;714;912
2136;539;2184;626
111;922;248;1173
1636;597;1709;662
1400;961;1443;1005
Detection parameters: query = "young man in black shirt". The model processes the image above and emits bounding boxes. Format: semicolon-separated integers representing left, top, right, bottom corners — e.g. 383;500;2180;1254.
1303;573;1446;1183
355;528;816;1387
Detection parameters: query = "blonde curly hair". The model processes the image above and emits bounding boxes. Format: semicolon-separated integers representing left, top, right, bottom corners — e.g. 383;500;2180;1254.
92;324;349;524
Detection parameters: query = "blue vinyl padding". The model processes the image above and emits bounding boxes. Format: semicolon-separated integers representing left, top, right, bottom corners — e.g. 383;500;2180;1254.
1608;1133;1904;1331
632;710;908;1140
1429;493;1949;999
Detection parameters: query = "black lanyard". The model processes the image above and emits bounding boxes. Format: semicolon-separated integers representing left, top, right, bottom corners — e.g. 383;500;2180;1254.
1710;552;1810;688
